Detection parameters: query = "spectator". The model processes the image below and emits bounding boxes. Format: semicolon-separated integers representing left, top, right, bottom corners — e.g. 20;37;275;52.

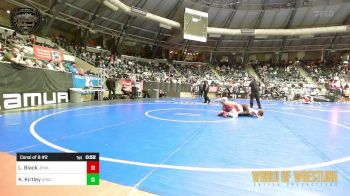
77;68;85;76
28;34;36;45
46;60;55;70
121;83;132;98
331;77;342;97
0;42;5;60
55;62;66;72
343;85;349;99
68;63;78;74
3;47;26;66
8;31;20;44
159;89;166;98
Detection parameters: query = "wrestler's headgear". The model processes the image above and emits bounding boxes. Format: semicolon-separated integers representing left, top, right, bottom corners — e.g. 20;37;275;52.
257;110;264;117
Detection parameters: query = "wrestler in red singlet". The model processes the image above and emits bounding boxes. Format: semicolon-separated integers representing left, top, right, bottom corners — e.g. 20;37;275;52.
217;98;243;118
303;95;312;104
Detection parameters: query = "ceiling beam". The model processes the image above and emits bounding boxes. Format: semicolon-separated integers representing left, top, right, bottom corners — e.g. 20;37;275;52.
279;0;297;59
88;0;104;28
6;0;160;47
62;2;171;37
115;0;148;54
245;0;267;52
81;1;105;47
328;9;350;50
213;10;236;52
41;0;61;36
151;0;184;58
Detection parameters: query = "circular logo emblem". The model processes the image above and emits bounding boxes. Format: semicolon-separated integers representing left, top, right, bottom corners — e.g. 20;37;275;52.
10;8;42;35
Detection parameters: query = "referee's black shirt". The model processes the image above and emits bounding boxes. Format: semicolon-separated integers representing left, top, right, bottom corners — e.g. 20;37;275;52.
249;80;259;94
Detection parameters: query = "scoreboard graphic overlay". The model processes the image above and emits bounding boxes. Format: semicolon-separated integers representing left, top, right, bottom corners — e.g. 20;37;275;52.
16;153;99;185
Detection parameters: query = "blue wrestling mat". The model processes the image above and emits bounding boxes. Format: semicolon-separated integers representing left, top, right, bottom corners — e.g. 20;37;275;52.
1;98;350;195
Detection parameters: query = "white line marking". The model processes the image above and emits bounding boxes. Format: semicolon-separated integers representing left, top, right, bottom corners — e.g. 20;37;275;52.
57;119;137;140
72;111;107;117
7;144;42;153
174;113;202;117
308;109;350;112
7;119;135;153
145;108;233;123
267;109;350;130
29;103;350;172
158;100;278;106
133;127;202;189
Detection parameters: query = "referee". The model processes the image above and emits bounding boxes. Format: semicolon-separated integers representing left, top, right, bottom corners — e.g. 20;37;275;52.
203;80;211;104
106;76;116;100
249;76;262;109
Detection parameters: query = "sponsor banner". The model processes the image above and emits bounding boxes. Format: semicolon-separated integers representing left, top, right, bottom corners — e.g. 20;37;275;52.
120;80;143;92
33;45;64;62
143;82;191;97
72;75;101;89
121;80;132;92
0;62;72;93
0;92;69;110
251;170;337;185
0;62;72;110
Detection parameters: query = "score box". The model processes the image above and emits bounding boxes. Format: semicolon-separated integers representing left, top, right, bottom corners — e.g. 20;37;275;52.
16;152;99;185
87;161;99;185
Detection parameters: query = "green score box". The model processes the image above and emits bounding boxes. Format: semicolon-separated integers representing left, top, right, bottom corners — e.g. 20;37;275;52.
87;174;100;185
